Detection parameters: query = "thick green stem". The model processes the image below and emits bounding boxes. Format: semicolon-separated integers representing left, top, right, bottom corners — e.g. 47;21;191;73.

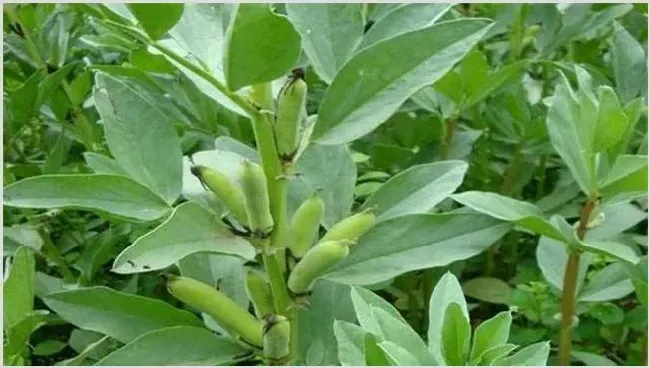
558;197;597;366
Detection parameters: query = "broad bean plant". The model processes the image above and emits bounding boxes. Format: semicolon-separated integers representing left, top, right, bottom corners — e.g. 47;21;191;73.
3;3;647;366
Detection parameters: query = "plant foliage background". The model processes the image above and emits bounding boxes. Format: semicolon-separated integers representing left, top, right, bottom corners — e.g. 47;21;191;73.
2;3;648;366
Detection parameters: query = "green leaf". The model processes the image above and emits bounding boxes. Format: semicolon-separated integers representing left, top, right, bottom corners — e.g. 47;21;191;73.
288;143;356;229
428;272;469;364
586;201;647;241
599;155;648;203
577;240;640;264
364;334;391;366
441;302;471;365
460;49;489;101
3;311;48;361
571;351;617;366
536;236;593;294
546;72;595;195
3;174;171;222
33;339;67;356
371;306;436;365
3;247;36;330
312;19;492;145
113;202;255;274
350;286;407;336
43;287;202;343
224;4;301;90
579;265;635;304
325;214;510;285
499;341;551;366
451;191;564;240
94;72;183;204
286;4;364;84
362;160;468;222
157;4;247;116
379;341;421;366
358;3;452;49
476;343;518;365
334;320;367;366
57;336;112;366
462;277;512;305
464;60;527;109
83;153;127;176
127;4;184;40
75;230;120;283
96;326;250;365
593;86;628;151
469;311;512;362
298;280;355;365
3;225;43;255
610;22;647;103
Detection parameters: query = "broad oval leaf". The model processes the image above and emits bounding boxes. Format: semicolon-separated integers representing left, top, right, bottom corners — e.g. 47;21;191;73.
599;154;648;203
43;287;202;343
334;320;367;366
451;191;565;240
536;236;593;294
288;143;356;229
371;306;436;365
312;19;493;145
224;4;301;90
362;160;468;222
3;174;171;222
379;341;421;366
462;277;512;305
286;4;364;84
610;22;647;103
127;4;184;40
499;341;551;366
469;311;512;362
112;202;255;274
325;214;510;285
428;272;468;365
578;262;635;302
83;152;128;176
96;326;250;365
358;3;452;50
577;239;640;264
94;72;183;204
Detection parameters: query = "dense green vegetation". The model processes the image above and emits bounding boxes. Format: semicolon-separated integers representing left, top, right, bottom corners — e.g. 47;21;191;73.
3;3;648;366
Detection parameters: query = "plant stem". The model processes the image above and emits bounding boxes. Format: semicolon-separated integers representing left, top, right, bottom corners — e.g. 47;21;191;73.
440;116;457;160
558;196;597;366
154;42;300;363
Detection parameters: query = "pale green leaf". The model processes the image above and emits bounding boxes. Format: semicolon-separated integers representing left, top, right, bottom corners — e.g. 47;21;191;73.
358;3;452;49
599;155;648;203
96;326;250;365
579;262;634;302
3;174;171;222
325;214;510;285
94;72;183;204
379;341;421;366
334;320;367;366
43;287;202;343
83;152;128;176
499;341;550;366
286;4;364;84
362;160;468;222
112;202;255;274
577;240;640;264
610;22;647;103
224;4;301;90
371;306;436;365
452;191;564;240
572;351;617;366
428;272;469;364
594;86;629;151
312;19;492;144
536;237;593;294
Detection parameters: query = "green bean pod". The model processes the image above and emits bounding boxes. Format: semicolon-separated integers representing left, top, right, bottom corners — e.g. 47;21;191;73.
245;269;275;318
190;165;248;226
239;160;274;235
320;210;376;244
275;71;307;160
287;191;324;259
166;275;263;347
262;314;291;362
287;240;350;294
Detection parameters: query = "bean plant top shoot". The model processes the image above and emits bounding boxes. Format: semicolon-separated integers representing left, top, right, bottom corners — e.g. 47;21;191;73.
2;2;648;367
